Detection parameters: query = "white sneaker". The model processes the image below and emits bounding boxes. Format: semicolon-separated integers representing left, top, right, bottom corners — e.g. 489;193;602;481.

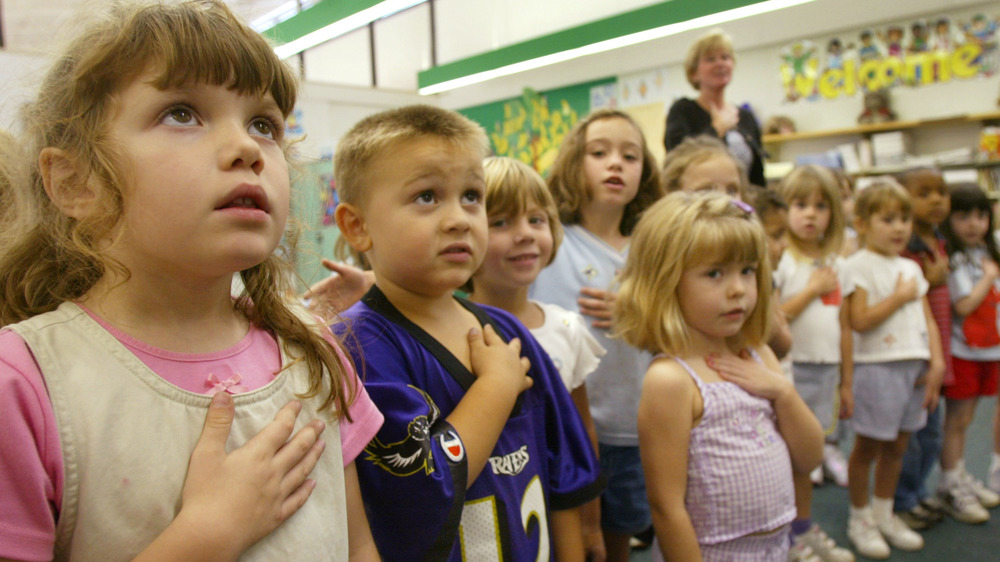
810;466;823;485
794;524;855;562
787;540;821;562
960;467;1000;508
822;444;849;487
938;479;989;524
874;513;924;551
990;457;1000;494
847;512;889;560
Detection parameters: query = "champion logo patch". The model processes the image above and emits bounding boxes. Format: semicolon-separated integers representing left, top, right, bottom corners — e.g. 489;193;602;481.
439;430;465;462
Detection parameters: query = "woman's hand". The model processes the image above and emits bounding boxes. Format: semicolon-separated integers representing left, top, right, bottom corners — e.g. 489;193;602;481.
710;103;739;136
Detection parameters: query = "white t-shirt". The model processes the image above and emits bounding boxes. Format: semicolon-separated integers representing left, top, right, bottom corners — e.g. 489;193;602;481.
842;249;930;363
530;300;606;391
774;251;846;364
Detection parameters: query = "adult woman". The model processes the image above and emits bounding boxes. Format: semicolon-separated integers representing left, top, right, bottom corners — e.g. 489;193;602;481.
665;30;766;187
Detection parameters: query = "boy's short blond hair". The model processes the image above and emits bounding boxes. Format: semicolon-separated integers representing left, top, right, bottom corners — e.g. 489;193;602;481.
661;135;747;198
778;165;845;256
614;191;772;357
334;104;489;207
684;29;735;90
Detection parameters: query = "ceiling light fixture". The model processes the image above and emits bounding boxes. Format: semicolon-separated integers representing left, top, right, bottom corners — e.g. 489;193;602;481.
418;0;816;95
272;0;426;59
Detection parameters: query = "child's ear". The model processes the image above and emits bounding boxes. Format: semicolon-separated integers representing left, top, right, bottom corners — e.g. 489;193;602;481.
39;147;98;219
334;202;372;253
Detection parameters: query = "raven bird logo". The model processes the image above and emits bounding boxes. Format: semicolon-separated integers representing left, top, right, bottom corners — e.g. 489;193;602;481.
364;385;441;476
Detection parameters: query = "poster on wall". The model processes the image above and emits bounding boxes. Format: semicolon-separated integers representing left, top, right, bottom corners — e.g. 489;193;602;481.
459;78;615;176
779;11;998;102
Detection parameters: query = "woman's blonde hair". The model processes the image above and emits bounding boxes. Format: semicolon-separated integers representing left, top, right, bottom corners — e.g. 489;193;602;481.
778;165;845;257
463;157;563;293
614;191;772;356
661;135;747;198
0;0;354;417
546;109;662;236
684;29;735;90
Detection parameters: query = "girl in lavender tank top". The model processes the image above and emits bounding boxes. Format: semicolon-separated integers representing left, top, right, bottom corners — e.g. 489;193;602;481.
613;192;824;561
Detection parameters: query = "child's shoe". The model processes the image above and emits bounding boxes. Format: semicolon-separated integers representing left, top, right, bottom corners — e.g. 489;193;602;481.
810;466;823;486
787;541;821;562
822;443;849;487
846;509;889;560
895;506;930;530
938;479;989;524
990;455;1000;494
918;497;946;523
792;524;855;562
873;513;924;551
960;467;1000;508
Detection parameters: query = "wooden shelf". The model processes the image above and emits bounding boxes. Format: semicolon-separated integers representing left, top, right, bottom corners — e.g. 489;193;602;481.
762;111;1000;145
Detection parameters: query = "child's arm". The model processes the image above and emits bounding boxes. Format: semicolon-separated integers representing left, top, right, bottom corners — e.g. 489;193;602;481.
639;359;702;562
550;508;585;561
953;258;1000;317
847;273;919;332
768;289;793;359
921;248;949;288
345;460;381;561
838;305;854;419
920;297;945;412
707;347;823;474
447;325;532;487
780;266;839;321
570;386;605;562
134;395;326;562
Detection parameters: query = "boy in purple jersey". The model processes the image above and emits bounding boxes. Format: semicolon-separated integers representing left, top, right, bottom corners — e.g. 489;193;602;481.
332;105;603;561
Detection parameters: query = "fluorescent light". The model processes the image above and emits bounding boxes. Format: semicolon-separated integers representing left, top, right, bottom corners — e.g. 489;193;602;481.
251;0;321;32
419;0;815;95
274;0;426;59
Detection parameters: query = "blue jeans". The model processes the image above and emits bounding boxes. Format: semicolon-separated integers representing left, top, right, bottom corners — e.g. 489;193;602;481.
894;400;943;511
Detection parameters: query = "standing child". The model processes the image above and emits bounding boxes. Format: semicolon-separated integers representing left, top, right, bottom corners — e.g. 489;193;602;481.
774;165;851;489
937;182;1000;523
748;185;792;361
0;2;383;560
615;191;823;561
465;156;607;560
662;134;747;201
332;105;604;561
842;180;944;559
893;167;952;529
753;183;854;562
531;108;662;562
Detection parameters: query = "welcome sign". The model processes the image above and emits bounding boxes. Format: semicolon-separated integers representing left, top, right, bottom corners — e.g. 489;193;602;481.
779;12;998;102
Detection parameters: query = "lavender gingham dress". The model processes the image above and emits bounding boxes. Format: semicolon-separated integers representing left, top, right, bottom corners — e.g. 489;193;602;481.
656;353;796;561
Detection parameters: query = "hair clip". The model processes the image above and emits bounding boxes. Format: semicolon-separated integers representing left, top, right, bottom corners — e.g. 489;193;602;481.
731;199;755;215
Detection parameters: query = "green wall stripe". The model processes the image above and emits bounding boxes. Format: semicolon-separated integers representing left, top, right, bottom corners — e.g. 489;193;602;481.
262;0;384;45
418;0;765;89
